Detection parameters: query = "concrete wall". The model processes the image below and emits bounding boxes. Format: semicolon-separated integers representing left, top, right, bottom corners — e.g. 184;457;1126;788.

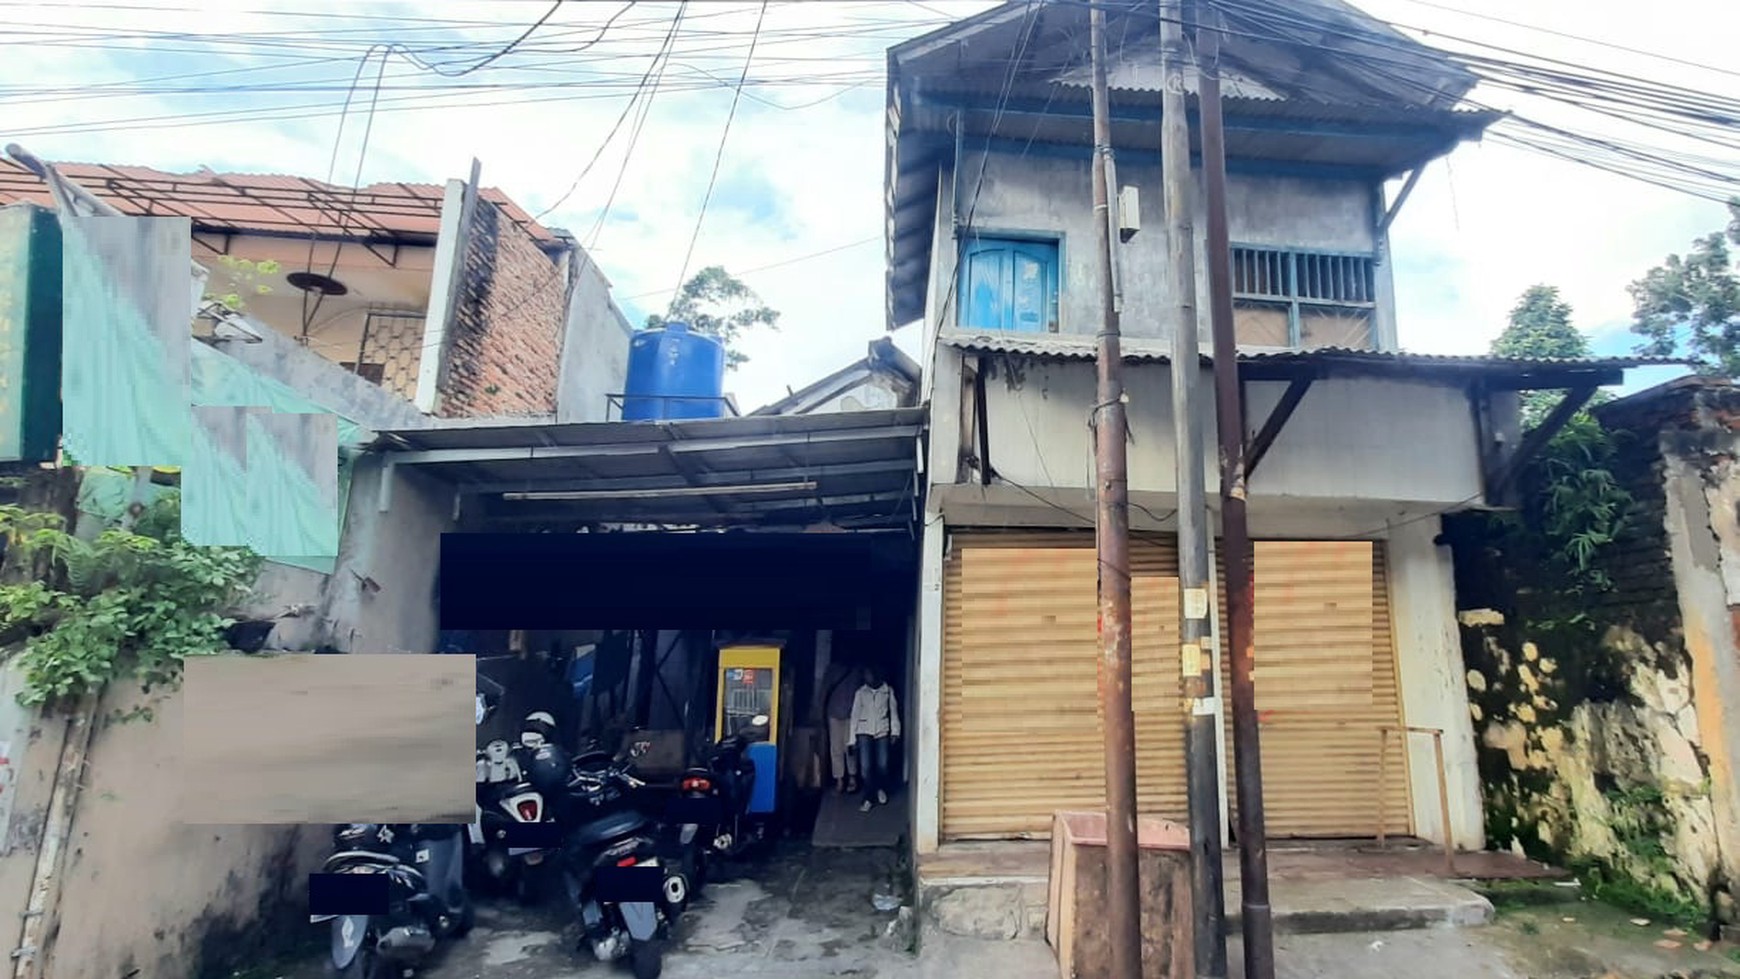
938;349;1485;508
555;257;633;424
0;681;326;979
1389;520;1485;850
319;454;453;653
39;685;327;979
1454;380;1740;928
438;198;567;418
925;149;1386;347
205;324;428;432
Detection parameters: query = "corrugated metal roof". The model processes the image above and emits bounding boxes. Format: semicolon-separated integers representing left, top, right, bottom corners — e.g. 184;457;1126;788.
0;158;559;244
374;408;926;530
940;333;1682;373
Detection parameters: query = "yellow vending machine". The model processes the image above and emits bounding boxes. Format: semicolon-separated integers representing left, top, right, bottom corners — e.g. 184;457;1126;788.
715;643;781;815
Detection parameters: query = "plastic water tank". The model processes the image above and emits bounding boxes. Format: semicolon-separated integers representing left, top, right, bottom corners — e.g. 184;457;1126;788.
621;322;727;421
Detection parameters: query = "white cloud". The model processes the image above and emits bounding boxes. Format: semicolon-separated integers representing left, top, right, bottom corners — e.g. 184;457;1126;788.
2;0;1733;410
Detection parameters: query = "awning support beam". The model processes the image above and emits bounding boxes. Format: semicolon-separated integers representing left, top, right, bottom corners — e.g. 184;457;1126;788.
1485;385;1598;502
385;424;924;466
1244;375;1314;479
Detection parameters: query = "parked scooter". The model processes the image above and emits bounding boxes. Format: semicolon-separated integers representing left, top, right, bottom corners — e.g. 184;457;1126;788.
468;711;563;903
674;713;772;877
559;756;688;979
310;822;472;978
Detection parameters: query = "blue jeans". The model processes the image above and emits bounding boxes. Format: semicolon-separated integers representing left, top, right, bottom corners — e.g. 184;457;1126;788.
855;735;890;803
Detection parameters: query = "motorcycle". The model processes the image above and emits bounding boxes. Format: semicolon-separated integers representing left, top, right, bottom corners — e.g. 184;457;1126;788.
674;713;772;878
468;711;564;903
559;756;688;979
309;822;472;979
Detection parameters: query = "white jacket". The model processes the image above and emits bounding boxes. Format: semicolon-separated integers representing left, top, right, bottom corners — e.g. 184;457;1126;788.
850;683;901;740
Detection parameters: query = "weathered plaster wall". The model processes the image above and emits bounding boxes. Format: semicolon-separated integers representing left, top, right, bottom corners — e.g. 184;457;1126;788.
1390;520;1485;850
923;148;1386;349
555;256;633;424
1452;380;1740;929
39;685;326;979
319;454;452;653
946;354;1482;506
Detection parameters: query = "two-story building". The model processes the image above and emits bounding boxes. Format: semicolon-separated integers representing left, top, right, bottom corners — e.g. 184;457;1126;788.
0;153;633;422
887;0;1656;881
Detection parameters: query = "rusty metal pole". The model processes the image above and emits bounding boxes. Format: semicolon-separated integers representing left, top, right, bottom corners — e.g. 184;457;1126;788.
1194;7;1276;979
1088;7;1143;977
1160;1;1228;975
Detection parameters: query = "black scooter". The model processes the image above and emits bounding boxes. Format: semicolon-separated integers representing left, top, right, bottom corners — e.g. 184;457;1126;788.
559;755;687;979
310;822;472;979
674;713;771;878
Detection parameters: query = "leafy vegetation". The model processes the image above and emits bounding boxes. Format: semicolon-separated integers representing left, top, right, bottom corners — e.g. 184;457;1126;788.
1630;198;1740;377
645;265;780;370
0;491;261;710
204;255;281;313
1487;285;1632;593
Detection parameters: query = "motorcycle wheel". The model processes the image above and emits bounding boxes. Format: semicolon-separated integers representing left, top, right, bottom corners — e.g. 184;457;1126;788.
629;940;664;979
514;866;546;907
680;847;707;896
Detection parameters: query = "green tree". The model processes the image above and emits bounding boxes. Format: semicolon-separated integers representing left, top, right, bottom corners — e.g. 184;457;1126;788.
1629;199;1740;377
1487;285;1629;591
1492;285;1595;427
645;266;780;370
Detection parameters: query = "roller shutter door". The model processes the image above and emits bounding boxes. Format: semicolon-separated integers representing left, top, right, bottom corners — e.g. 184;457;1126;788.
941;532;1410;840
940;531;1189;839
1222;541;1412;837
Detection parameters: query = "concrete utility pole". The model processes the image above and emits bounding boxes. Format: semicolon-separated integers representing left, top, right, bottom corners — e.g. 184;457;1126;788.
1195;5;1277;979
1087;5;1143;977
1159;0;1230;975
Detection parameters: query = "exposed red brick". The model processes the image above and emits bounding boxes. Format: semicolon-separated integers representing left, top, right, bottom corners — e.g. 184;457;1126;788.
435;199;567;417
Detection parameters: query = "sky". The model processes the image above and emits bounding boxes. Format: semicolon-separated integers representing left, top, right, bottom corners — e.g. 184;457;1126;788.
0;0;1733;409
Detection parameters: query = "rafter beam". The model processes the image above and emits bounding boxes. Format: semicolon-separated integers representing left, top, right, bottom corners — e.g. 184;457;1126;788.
1486;385;1598;502
1244;375;1314;479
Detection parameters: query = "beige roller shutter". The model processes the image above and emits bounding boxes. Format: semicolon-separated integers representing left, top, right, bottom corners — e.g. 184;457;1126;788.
941;531;1187;840
1222;541;1411;837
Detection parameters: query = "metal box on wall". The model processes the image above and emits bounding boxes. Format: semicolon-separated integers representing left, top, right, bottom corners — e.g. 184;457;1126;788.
0;205;62;463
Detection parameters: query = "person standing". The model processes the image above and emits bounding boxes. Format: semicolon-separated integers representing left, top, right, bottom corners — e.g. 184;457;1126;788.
850;666;901;813
824;662;860;795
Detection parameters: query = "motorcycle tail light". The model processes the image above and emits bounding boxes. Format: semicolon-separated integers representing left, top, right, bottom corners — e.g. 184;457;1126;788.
681;776;712;793
516;799;539;821
616;856;638;867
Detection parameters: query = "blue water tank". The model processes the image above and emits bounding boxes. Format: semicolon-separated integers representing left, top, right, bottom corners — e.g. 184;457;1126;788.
621;322;727;421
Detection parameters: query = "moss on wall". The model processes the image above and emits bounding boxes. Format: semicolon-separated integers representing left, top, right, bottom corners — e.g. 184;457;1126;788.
1446;404;1729;930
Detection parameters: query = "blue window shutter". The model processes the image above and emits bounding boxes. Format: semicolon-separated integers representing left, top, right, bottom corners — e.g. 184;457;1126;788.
959;238;1058;332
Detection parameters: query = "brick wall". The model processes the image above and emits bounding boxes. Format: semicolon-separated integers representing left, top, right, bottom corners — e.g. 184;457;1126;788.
436;199;567;417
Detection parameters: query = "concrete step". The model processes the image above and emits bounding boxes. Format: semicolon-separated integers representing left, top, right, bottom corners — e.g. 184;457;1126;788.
1226;876;1495;936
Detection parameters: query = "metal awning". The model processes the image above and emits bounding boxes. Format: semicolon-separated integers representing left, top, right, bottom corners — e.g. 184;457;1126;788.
372;408;926;530
939;333;1683;391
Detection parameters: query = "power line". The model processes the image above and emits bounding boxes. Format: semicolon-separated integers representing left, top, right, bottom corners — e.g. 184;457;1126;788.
425;0;566;76
620;235;879;303
671;0;769;303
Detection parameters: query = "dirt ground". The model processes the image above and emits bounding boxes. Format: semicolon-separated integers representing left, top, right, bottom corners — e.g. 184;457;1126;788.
238;845;1740;979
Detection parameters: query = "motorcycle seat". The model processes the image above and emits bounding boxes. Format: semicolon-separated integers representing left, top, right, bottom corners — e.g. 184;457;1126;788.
571;809;647;846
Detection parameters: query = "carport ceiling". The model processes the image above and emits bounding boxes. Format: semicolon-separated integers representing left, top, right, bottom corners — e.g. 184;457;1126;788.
372;408;926;530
